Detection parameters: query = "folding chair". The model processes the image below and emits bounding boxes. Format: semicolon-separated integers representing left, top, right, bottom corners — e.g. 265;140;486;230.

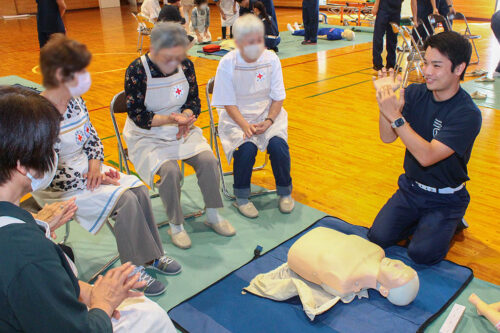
205;77;277;200
109;91;204;227
132;12;153;55
447;12;480;65
427;14;451;35
392;23;424;87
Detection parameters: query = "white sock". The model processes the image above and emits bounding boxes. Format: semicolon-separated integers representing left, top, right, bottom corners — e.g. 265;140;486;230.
206;208;223;224
169;223;184;234
280;195;292;200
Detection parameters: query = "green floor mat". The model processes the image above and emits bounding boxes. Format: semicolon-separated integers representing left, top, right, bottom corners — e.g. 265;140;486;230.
188;24;373;60
462;78;500;110
425;278;500;332
54;174;325;311
0;75;43;91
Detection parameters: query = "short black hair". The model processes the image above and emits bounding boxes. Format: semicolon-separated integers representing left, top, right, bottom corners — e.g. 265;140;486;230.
166;0;179;3
194;0;207;5
423;31;472;80
0;86;61;186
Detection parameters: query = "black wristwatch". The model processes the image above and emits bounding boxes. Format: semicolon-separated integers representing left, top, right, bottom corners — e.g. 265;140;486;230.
391;116;406;128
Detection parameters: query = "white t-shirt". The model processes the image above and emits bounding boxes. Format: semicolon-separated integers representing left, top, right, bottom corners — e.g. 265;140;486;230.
211;49;286;108
141;0;161;21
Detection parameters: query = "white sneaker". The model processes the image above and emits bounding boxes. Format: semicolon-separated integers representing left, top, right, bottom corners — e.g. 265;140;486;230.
470;91;487;100
294;22;301;30
279;196;295;214
287;23;294;32
233;201;259;218
168;229;192;249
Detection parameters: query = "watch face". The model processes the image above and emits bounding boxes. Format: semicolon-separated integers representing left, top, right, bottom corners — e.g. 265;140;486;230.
394;118;405;127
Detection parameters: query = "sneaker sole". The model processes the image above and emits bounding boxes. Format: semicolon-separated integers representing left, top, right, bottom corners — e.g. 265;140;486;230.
135;287;167;297
147;265;183;276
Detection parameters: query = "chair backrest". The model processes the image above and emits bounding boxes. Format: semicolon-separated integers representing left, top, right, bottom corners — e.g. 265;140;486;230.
137;13;155;29
110;91;127;114
428;14;450;33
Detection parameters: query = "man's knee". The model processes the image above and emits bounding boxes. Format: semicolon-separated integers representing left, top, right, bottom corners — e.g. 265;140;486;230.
267;137;289;157
367;225;395;249
407;242;446;265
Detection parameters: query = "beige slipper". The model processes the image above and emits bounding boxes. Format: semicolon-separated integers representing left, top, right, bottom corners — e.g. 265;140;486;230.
168;229;192;249
233;201;259;218
279;196;295;214
476;76;495;82
466;69;488;77
471;91;487;100
204;219;236;237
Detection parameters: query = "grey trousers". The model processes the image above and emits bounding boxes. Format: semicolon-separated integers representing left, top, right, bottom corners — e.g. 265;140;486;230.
110;186;164;265
156;150;223;225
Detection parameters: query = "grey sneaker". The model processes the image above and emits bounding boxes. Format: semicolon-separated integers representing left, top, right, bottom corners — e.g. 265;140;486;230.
147;255;182;275
131;266;166;297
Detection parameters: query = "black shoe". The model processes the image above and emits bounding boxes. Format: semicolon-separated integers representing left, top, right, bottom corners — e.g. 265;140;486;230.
455;218;469;234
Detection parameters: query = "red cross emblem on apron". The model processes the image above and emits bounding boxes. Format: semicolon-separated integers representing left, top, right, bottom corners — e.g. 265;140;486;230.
173;85;184;99
75;129;85;146
256;72;265;82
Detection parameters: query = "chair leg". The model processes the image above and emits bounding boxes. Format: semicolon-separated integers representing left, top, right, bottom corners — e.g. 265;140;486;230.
470;39;479;65
62;222;70;244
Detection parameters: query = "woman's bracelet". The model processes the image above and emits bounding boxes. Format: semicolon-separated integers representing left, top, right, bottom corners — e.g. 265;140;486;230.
265;117;274;124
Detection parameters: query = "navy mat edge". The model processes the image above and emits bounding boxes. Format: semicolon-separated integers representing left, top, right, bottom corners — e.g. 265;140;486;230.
167;215;474;333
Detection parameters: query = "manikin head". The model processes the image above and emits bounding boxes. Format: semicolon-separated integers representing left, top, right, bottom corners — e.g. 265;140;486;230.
376;258;419;306
233;14;265;62
149;22;189;75
422;31;471;95
341;29;355;41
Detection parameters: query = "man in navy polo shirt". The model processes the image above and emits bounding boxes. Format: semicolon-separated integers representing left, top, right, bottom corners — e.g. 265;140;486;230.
367;31;481;265
36;0;67;48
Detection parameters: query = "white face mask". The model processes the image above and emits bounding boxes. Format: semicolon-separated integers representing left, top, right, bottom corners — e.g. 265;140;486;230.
158;60;180;75
66;71;91;97
26;153;58;192
243;43;264;61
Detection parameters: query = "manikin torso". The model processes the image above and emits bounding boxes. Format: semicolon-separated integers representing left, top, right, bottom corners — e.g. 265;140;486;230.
288;227;385;296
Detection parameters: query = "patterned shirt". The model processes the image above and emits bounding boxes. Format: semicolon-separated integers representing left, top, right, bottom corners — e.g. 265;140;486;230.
50;98;104;192
124;54;201;130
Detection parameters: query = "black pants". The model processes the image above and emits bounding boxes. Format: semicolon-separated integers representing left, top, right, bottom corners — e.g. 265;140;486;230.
492;11;500;72
302;0;319;42
372;8;400;69
367;174;470;265
222;26;233;39
38;30;65;48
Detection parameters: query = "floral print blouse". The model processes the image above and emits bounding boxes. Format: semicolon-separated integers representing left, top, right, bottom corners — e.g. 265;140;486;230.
124;54;201;130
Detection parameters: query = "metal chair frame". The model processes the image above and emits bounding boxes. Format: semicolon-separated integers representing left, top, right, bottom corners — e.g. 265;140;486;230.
392;23;424;87
109;91;205;227
132;12;153;55
447;12;480;65
427;13;451;35
205;77;276;200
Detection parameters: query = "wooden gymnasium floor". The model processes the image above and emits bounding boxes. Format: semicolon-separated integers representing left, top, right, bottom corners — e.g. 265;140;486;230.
1;7;499;284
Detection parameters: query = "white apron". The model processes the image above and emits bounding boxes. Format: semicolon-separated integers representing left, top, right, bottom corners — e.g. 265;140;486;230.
32;101;143;234
123;55;211;187
217;54;288;163
219;0;239;27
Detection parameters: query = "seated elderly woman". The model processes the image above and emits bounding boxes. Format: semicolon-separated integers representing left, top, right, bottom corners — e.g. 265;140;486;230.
33;35;179;296
0;86;175;333
211;14;294;218
124;22;235;249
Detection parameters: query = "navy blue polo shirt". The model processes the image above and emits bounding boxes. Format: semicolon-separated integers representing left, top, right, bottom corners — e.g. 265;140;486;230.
379;0;403;12
402;83;482;188
36;0;65;33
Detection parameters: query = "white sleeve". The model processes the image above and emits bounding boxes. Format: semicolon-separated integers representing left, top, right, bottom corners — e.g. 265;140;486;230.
269;54;286;101
211;57;237;107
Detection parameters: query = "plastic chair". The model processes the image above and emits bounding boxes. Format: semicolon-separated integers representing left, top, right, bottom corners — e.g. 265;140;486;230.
205;77;277;200
109;91;204;226
447;12;480;64
132;12;153;55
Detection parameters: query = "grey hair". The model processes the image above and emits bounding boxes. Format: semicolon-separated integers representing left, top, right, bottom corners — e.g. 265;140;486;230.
233;14;264;42
150;22;189;50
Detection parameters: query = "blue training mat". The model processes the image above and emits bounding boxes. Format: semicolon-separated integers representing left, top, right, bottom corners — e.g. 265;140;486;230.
168;216;473;333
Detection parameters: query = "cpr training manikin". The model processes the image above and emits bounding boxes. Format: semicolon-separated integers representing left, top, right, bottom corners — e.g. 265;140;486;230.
244;227;420;320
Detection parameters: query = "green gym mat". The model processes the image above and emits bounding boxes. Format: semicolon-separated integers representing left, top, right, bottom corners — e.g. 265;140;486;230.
0;75;43;91
462;78;500;110
53;174;325;311
426;278;500;332
188;24;374;60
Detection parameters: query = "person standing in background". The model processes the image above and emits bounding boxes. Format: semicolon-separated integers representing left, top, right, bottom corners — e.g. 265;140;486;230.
372;0;403;70
215;0;239;39
411;0;437;40
491;10;500;77
300;0;319;45
36;0;66;48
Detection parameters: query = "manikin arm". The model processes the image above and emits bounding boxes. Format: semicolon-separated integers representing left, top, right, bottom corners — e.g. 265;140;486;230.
469;294;500;331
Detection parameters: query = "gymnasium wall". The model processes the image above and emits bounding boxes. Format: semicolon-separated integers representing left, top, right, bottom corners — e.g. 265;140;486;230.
273;0;496;20
0;0;99;16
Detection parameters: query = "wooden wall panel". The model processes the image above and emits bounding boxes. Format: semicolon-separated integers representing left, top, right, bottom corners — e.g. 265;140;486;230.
453;0;495;20
14;0;99;15
0;0;19;16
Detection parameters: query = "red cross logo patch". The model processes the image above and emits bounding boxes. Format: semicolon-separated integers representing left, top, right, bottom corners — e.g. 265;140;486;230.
256;72;265;82
75;129;85;146
173;85;184;99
